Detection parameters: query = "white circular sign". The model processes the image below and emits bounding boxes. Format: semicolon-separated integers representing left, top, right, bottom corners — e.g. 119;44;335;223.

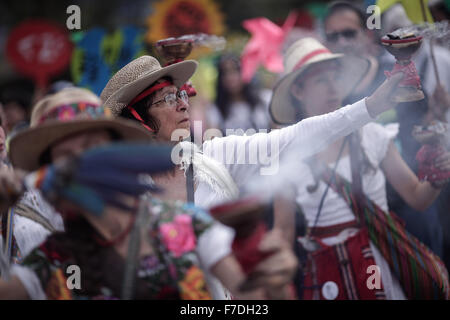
322;281;339;300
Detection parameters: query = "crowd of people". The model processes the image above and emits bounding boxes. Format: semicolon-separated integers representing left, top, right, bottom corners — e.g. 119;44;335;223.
0;1;449;300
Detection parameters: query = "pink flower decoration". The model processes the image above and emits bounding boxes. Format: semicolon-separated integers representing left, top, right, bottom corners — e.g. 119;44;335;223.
240;12;298;83
160;214;196;257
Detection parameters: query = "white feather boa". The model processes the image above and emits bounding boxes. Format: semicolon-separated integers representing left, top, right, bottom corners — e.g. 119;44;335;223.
177;141;239;201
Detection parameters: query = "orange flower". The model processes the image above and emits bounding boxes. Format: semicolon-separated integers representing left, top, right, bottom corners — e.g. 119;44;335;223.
179;266;211;300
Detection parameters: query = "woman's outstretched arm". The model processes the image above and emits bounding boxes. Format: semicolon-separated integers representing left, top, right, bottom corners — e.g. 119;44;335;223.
381;141;448;212
204;73;404;188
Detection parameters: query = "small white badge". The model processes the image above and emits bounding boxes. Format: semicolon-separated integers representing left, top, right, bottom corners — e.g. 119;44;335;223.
322;281;339;300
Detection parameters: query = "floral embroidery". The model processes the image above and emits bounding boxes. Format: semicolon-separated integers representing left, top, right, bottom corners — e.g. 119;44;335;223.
22;198;215;300
45;269;72;300
58;105;76;121
160;214;196;257
179;266;212;300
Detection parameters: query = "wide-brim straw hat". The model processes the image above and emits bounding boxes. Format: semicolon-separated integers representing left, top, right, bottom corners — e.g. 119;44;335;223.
269;37;370;125
101;55;197;116
9;88;153;171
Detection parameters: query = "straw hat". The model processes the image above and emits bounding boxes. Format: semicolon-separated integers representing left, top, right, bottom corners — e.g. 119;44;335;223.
101;55;197;116
9;87;153;171
269;37;370;125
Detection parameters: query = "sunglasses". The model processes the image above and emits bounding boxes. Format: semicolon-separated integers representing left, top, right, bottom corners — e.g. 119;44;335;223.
325;29;358;43
150;90;189;107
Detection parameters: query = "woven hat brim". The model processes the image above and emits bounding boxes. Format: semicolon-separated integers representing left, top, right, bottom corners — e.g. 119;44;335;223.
105;60;198;116
269;54;370;125
9;118;153;171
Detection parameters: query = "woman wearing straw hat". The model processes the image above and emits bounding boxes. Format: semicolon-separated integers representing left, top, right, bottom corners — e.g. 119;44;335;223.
0;88;297;299
269;38;450;300
100;50;405;206
100;39;405;299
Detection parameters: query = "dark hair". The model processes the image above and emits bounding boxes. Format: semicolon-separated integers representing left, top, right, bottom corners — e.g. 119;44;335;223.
44;215;124;297
323;1;367;29
118;78;173;134
289;89;307;123
215;54;262;120
0;79;33;112
119;95;160;133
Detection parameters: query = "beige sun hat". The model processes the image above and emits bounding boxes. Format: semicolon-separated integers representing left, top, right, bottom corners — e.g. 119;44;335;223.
101;55;197;116
269;37;370;125
9;87;153;171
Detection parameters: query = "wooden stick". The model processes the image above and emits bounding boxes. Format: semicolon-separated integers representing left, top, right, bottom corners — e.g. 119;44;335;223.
419;0;441;86
420;0;428;22
429;39;442;86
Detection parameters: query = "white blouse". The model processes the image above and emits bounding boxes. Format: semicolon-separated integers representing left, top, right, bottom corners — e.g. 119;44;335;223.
292;122;399;227
288;122;406;299
12;189;64;259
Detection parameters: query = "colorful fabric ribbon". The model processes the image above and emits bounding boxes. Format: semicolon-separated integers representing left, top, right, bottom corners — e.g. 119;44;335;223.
320;164;450;300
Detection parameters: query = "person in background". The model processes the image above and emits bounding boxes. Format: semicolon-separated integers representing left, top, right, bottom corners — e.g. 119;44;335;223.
269;37;450;300
381;3;450;123
0;106;7;163
0;79;33;136
206;54;272;133
429;0;450;24
323;0;449;261
322;1;394;104
379;3;450;261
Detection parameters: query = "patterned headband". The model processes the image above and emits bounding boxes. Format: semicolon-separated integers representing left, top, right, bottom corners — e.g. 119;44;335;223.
38;102;111;125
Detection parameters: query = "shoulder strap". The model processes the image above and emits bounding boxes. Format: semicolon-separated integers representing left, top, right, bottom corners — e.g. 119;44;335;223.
317;142;379;225
4;208;14;261
13;203;56;233
418;51;429;84
121;197;147;300
348;132;365;224
186;164;195;203
306;136;349;236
